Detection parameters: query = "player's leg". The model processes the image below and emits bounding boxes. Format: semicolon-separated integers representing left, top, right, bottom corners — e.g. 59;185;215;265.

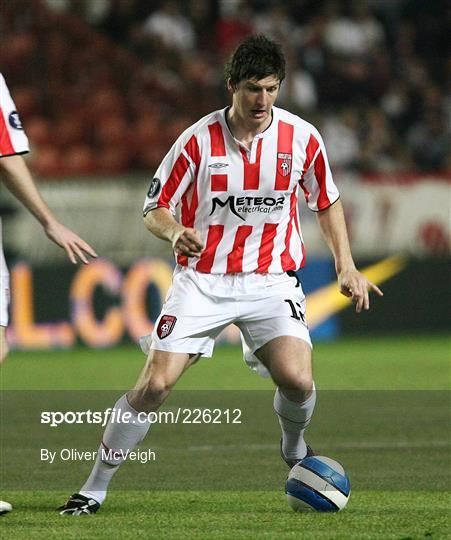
238;272;315;465
256;335;313;399
0;242;10;364
60;267;228;514
0;325;11;513
60;349;194;515
0;326;8;364
129;349;199;412
255;335;316;465
0;226;12;513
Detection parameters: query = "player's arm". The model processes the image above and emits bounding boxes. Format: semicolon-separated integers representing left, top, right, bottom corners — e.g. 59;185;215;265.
316;199;383;312
0;154;97;264
143;207;203;258
142;128;204;258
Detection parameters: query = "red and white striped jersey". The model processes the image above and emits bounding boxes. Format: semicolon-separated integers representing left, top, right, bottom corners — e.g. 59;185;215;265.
0;73;30;157
143;106;339;274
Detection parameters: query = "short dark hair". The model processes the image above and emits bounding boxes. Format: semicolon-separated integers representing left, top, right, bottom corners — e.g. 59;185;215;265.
225;35;286;87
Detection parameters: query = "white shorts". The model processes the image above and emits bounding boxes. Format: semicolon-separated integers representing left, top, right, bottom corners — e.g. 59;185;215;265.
139;266;312;377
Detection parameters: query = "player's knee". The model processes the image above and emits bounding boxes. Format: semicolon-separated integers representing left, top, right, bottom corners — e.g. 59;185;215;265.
148;376;174;396
280;372;313;395
133;375;175;410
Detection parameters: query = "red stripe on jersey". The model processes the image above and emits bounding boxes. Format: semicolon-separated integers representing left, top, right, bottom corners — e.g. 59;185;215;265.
314;150;331;210
275;121;294;190
300;241;306;269
184;134;201;168
0;109;15;155
256;223;278;273
180;183;199;228
177;135;201;265
208;121;228;190
211;174;227;191
240;138;262;190
280;187;298;270
301;134;320;175
226;225;253;273
293;196;300;236
299;134;320;204
177;188;198;266
181;135;201;224
158;152;190;209
196;225;224;273
299;180;310;203
208;121;226;156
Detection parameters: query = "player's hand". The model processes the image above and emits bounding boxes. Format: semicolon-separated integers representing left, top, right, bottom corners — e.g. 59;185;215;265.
44;220;98;264
338;268;383;313
171;227;204;257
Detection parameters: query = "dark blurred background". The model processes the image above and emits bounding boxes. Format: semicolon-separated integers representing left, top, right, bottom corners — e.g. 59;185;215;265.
0;0;449;349
1;0;449;177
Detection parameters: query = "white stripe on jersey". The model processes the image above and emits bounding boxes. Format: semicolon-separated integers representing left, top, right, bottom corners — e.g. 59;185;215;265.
0;73;30;157
143;106;339;274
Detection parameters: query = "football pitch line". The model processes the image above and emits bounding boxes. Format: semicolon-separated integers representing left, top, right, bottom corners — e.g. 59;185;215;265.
185;440;450;451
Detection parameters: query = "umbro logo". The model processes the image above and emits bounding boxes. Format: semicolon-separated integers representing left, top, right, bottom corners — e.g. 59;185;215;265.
208;162;228;169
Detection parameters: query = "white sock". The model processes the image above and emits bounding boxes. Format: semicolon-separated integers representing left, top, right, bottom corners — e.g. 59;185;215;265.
273;385;316;460
80;394;152;504
79;458;117;505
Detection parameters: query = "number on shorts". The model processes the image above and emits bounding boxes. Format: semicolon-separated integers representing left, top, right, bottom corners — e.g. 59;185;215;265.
284;299;305;323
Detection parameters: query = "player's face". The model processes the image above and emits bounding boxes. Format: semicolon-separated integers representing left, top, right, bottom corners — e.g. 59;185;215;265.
230;75;280;129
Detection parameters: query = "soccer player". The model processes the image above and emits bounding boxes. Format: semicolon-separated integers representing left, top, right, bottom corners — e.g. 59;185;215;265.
0;72;97;514
60;35;382;515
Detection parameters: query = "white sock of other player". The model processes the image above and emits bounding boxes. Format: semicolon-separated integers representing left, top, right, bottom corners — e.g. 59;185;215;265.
79;394;152;504
273;384;316;460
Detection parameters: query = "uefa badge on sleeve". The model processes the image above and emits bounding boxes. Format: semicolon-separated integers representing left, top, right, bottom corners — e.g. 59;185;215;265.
157;315;177;339
8;110;23;130
277;153;292;177
147;177;161;199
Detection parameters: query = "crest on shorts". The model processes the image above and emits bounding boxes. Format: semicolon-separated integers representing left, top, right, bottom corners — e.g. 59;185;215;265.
157;315;177;339
277;152;292;177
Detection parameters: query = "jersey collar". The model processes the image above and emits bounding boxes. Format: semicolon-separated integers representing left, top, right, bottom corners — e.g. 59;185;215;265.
221;106;277;144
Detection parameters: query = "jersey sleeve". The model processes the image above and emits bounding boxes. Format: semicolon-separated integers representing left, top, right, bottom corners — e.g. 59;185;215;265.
0;73;30;157
299;128;339;212
143;129;201;217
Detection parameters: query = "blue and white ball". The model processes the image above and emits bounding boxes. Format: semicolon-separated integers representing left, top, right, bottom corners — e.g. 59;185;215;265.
285;456;350;512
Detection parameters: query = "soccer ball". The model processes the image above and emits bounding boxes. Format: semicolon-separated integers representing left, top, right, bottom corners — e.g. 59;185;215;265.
285;456;350;512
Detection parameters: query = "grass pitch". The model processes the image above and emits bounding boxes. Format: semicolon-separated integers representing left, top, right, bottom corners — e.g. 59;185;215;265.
4;491;450;540
1;335;450;539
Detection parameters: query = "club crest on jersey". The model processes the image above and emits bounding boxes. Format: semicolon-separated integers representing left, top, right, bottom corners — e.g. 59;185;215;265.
277;153;292;177
157;315;177;339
